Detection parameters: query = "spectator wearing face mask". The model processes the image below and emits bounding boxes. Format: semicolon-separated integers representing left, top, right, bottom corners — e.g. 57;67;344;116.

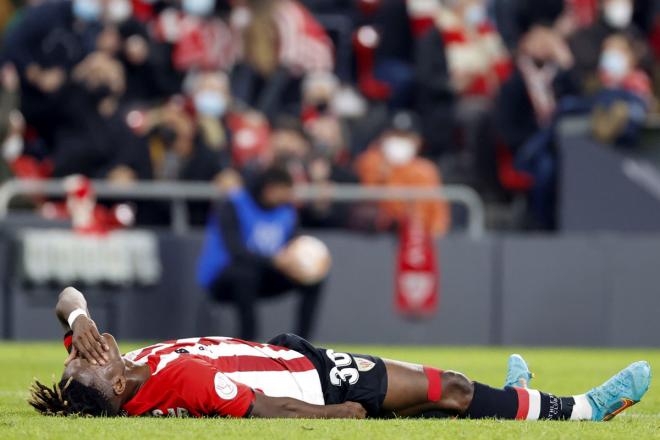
185;70;232;152
135;97;232;224
569;0;650;94
146;99;231;184
591;33;652;147
355;111;450;237
3;0;105;144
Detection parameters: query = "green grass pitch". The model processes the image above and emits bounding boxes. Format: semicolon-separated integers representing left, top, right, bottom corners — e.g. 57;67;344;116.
0;342;658;439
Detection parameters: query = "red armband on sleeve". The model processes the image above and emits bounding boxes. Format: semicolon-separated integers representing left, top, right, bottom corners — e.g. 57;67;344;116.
63;331;73;353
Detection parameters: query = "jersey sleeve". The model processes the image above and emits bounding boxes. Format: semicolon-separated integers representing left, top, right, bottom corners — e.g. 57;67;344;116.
173;358;255;418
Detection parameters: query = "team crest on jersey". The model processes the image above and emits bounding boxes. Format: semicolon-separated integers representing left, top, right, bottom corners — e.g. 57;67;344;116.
354;357;376;372
214;372;238;400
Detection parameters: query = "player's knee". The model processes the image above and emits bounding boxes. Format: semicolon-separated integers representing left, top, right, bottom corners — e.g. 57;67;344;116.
442;371;474;412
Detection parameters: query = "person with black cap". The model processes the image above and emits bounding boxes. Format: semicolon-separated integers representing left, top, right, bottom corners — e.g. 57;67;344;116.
355;111;450;237
197;166;325;341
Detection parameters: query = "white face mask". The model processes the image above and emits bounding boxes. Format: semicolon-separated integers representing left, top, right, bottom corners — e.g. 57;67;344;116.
600;49;630;80
107;0;133;23
382;137;416;166
182;0;215;17
464;4;487;28
73;0;102;22
603;1;633;29
2;134;24;162
194;90;227;117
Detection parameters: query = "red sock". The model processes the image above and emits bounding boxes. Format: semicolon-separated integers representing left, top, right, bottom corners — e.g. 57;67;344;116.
424;366;443;402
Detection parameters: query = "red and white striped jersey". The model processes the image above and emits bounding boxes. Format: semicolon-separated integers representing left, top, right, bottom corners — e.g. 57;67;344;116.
120;336;324;417
152;9;239;71
272;0;334;74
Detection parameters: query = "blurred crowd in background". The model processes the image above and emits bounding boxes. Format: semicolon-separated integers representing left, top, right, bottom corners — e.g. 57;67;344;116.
1;0;660;233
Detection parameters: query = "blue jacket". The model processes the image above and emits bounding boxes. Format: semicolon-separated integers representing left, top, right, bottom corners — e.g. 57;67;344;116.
197;189;297;288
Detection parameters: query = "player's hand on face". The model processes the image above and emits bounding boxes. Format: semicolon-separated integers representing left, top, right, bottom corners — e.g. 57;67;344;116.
70;316;110;366
64;345;78;366
328;401;367;419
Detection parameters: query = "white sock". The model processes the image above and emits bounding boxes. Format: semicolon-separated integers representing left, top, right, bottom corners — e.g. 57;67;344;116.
570;394;593;420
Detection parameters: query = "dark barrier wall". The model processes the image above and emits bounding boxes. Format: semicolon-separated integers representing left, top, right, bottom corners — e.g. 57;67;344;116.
501;236;612;346
500;235;660;346
560;135;660;232
1;229;659;347
265;234;495;345
601;237;660;347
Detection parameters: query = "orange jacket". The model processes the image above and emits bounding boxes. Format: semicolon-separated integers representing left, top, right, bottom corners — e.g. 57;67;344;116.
355;147;450;236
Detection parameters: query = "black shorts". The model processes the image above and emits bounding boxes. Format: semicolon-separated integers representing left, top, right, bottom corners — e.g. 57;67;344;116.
267;333;388;417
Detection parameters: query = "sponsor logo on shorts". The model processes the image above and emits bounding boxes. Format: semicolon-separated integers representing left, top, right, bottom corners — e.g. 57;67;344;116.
214;372;238;400
354;357;376;372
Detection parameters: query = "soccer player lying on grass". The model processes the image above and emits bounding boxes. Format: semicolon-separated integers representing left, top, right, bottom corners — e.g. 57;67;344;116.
30;287;651;421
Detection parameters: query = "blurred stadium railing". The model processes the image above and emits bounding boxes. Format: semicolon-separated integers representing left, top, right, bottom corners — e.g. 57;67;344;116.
0;179;486;238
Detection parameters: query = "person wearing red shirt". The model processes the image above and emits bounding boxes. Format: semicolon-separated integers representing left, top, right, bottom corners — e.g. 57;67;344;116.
29;287;649;422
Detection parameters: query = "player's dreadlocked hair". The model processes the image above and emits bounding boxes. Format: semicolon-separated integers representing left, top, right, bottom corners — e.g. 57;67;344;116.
28;376;117;417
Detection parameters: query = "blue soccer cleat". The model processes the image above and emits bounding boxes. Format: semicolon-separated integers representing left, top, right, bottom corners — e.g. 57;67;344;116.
504;354;533;389
586;361;652;421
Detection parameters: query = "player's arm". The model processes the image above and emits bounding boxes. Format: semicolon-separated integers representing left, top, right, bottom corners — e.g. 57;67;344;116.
251;393;366;419
178;363;365;419
55;287;109;366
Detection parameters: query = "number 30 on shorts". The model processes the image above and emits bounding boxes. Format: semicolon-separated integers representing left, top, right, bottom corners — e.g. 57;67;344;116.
326;349;360;386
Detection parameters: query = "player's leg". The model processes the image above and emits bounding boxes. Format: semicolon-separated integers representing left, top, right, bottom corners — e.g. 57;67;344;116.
504;354;534;389
381;360;471;415
210;263;261;340
381;358;651;421
500;354;653;421
294;282;322;340
258;264;323;340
